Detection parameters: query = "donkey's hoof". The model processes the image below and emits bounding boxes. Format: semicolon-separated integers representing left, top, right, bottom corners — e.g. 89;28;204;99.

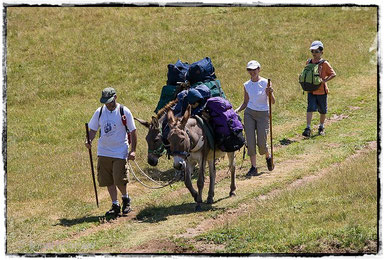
195;204;202;212
206;197;214;204
229;191;236;197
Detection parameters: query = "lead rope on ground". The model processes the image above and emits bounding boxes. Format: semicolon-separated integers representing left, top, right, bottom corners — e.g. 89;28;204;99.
127;161;183;189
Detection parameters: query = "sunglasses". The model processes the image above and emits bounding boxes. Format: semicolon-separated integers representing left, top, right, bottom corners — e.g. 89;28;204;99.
311;50;321;53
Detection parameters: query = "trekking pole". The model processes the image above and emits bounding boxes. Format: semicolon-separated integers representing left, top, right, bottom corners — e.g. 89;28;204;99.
268;79;274;165
85;123;99;208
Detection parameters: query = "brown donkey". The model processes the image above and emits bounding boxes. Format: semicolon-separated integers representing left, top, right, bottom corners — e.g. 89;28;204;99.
135;100;177;166
167;105;236;211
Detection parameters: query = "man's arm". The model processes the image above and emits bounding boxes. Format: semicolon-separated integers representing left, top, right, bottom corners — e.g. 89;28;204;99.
128;129;137;160
85;129;97;149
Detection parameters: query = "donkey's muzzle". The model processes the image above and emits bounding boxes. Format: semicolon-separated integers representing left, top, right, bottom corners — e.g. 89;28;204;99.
173;157;186;171
148;156;159;166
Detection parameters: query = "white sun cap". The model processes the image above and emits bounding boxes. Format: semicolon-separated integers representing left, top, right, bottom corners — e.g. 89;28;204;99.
246;60;260;70
309;41;324;50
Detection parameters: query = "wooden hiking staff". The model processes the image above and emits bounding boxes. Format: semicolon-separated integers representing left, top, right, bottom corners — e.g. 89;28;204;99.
268;79;274;165
85;123;99;208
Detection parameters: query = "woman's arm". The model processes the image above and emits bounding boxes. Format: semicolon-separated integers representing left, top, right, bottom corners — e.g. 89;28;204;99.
235;86;249;113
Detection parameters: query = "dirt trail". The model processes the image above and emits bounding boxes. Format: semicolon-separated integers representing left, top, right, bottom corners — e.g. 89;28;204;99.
127;141;377;253
41;113;374;253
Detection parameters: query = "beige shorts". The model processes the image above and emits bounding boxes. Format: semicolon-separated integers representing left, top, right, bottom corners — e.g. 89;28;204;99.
97;156;129;187
244;108;269;156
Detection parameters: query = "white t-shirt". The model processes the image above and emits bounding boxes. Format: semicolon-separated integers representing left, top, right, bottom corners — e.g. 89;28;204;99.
244;77;269;111
88;103;136;159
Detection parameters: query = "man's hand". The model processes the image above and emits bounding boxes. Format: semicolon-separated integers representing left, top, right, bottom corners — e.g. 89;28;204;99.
85;140;92;150
128;151;136;161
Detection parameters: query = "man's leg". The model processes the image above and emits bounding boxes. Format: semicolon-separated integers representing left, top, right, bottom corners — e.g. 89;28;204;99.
107;185;118;202
113;159;131;215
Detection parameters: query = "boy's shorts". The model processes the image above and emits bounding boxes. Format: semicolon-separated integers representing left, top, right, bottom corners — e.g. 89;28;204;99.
97;156;129;187
307;93;327;114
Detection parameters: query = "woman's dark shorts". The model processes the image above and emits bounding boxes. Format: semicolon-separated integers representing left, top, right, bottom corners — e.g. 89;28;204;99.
307;93;327;114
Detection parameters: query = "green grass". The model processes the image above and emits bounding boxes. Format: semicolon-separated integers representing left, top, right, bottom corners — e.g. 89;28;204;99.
6;6;377;254
197;150;377;254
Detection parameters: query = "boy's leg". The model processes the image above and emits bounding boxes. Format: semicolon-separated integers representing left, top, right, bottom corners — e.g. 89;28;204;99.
317;94;328;135
306;112;313;127
304;93;317;136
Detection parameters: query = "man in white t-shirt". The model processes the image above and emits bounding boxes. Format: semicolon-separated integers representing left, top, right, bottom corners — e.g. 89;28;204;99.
85;87;137;218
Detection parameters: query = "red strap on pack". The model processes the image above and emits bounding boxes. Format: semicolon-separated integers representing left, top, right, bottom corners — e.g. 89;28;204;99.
121;115;132;145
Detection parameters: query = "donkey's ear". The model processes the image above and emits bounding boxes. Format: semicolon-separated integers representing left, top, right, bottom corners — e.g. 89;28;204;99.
134;117;150;128
151;116;159;129
167;109;176;127
181;105;191;128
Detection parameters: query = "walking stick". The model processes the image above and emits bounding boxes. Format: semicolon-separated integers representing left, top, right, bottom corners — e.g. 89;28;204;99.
268;79;274;165
85;123;99;208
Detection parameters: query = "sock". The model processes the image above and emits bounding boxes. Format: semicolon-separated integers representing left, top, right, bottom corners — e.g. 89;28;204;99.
306;124;311;129
319;124;324;128
112;200;120;206
122;194;129;199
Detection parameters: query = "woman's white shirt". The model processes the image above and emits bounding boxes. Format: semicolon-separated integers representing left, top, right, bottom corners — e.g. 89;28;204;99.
244;77;269;112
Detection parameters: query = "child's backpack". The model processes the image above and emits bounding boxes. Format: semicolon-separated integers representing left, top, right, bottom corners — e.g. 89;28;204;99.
167;60;190;85
205;97;245;152
186;57;216;85
299;59;326;91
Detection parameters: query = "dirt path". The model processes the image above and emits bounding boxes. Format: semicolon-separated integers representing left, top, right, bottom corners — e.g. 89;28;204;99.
41;112;375;253
127;141;377;253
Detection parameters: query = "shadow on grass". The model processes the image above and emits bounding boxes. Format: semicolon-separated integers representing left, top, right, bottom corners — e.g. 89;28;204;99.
56;215;105;227
139;167;182;182
135;202;221;223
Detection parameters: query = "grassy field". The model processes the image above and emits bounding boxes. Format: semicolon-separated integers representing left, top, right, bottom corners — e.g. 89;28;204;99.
6;6;378;254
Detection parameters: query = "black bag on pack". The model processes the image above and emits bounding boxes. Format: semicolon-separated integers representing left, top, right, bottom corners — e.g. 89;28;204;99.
186;57;216;84
167;60;190;85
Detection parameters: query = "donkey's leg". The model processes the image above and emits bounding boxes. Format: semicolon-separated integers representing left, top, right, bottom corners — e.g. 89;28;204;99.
207;158;216;204
228;152;237;197
185;161;198;202
196;156;206;210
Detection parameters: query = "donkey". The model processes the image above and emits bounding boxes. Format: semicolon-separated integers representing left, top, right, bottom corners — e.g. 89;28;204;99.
135;100;178;166
167;105;236;211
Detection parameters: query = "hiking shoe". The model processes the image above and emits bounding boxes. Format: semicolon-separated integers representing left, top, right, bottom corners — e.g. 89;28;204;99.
266;157;274;171
318;126;325;136
105;203;121;219
302;127;311;137
246;166;258;177
122;197;132;215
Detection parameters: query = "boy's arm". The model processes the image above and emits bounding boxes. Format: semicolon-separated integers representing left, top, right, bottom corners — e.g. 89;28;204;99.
323;62;336;82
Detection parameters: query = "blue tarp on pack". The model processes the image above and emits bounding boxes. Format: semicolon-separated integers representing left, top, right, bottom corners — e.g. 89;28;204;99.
186;57;216;84
167;60;190;86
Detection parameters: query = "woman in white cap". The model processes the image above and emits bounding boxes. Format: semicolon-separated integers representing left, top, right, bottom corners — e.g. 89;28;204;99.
302;40;336;137
235;60;275;176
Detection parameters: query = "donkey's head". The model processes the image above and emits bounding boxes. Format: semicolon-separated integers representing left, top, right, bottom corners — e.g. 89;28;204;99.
135;116;165;166
167;105;192;170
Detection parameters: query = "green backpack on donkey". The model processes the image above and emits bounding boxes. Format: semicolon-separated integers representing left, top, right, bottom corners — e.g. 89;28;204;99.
299;59;326;91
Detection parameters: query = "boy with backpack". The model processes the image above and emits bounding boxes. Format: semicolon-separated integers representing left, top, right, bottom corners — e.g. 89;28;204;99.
85;87;137;218
301;41;336;137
